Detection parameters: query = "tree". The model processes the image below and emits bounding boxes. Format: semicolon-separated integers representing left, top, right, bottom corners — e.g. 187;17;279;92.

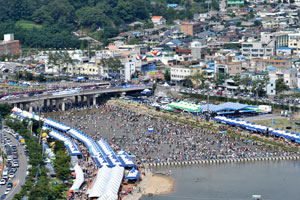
183;76;194;88
276;78;289;94
190;72;206;89
164;70;171;82
0;103;13;118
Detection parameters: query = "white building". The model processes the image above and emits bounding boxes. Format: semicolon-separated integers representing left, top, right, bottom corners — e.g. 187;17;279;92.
124;61;136;82
241;40;274;59
170;65;192;81
269;68;298;89
266;79;276;96
288;32;300;54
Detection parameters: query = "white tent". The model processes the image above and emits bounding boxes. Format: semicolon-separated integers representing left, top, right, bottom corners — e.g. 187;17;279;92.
70;164;84;191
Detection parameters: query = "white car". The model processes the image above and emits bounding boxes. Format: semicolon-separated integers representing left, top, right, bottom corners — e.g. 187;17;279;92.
4;188;11;195
0;179;6;185
8;173;15;178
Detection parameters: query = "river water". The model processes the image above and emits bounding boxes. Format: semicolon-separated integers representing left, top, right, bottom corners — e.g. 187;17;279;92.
141;161;300;200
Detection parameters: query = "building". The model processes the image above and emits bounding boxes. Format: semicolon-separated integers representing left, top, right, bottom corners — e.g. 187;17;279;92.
269;68;298;89
250;57;294;71
227;0;244;6
288;33;300;54
67;63;100;76
181;21;202;36
241;40;274;60
124;61;136;82
266;79;276;96
0;34;20;56
191;40;206;60
170;65;192;81
151;16;166;26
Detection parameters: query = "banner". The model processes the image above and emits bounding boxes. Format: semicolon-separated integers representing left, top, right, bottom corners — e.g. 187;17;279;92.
141;62;156;72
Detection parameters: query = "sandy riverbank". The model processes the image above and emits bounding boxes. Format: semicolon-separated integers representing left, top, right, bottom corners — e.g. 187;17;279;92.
142;173;175;195
123;170;175;200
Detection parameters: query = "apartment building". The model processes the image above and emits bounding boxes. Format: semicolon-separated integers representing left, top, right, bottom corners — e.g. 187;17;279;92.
241;40;274;59
0;34;20;56
288;33;300;54
181;21;202;36
269;68;298;89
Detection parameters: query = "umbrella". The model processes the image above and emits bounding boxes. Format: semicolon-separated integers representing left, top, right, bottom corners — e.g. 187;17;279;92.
67;193;73;197
71;172;76;176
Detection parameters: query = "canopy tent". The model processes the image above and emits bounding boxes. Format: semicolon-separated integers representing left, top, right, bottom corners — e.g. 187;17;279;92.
117;150;136;168
11;107;43;121
141;89;152;94
125;168;140;180
147;127;154;132
70;164;84;191
200;102;258;113
168;101;202;112
47;129;82;156
44;118;70;132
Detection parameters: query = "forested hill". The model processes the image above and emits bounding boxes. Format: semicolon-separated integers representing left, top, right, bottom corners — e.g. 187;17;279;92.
0;0;205;49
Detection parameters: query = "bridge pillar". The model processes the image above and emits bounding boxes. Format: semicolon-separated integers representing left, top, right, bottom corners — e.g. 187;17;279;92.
80;95;85;106
55;99;60;110
29;104;33;113
61;99;66;111
14;103;17;108
49;99;53;108
87;95;92;106
93;95;97;106
75;96;79;105
43;99;48;109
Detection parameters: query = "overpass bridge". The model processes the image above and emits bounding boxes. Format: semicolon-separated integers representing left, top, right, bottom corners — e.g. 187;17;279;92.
1;86;149;112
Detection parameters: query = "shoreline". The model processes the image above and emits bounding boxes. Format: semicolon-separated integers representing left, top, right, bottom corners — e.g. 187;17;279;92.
123;170;175;200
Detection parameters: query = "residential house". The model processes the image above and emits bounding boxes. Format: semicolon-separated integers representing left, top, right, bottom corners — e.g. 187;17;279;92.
288;32;300;54
151;16;166;26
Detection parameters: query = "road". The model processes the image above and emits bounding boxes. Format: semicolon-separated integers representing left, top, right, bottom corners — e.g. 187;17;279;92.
0;129;28;200
0;86;148;104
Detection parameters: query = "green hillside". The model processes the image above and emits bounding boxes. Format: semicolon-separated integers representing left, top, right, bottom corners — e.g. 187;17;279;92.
0;0;213;49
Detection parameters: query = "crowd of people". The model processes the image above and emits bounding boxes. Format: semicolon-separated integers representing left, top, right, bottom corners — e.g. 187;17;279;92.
48;103;299;166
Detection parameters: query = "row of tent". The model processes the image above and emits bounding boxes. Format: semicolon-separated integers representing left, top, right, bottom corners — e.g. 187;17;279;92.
46;129;82;156
214;116;300;143
11;107;137;200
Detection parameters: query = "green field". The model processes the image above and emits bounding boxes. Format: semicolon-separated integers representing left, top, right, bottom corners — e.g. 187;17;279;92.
16;20;42;30
252;118;300;133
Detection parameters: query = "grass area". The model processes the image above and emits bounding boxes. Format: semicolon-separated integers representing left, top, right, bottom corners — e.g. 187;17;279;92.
16;20;42;30
251;118;300;133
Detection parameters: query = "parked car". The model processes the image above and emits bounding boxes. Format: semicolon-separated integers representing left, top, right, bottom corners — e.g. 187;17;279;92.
0;179;6;185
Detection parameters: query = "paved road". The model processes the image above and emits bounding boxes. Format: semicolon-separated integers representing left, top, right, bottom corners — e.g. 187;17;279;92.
0;129;28;200
0;86;148;104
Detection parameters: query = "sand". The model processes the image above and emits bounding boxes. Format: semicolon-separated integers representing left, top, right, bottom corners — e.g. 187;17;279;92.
123;170;175;200
142;174;175;195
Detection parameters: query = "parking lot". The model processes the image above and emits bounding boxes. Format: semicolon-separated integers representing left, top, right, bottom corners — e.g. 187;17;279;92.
0;128;28;200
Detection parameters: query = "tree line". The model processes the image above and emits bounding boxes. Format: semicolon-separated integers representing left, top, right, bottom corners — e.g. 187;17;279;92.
0;0;199;49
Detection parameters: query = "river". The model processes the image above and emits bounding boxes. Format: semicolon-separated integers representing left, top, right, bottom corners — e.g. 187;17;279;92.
141;161;300;200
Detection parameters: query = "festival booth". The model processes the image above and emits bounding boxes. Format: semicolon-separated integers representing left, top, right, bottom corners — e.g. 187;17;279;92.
44;119;70;132
97;138;121;166
168;101;202;113
67;128;108;168
117;150;136;168
147;127;154;133
141;89;152;95
125;168;140;180
47;129;82;156
69;164;84;192
88;166;124;200
11;107;43;121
